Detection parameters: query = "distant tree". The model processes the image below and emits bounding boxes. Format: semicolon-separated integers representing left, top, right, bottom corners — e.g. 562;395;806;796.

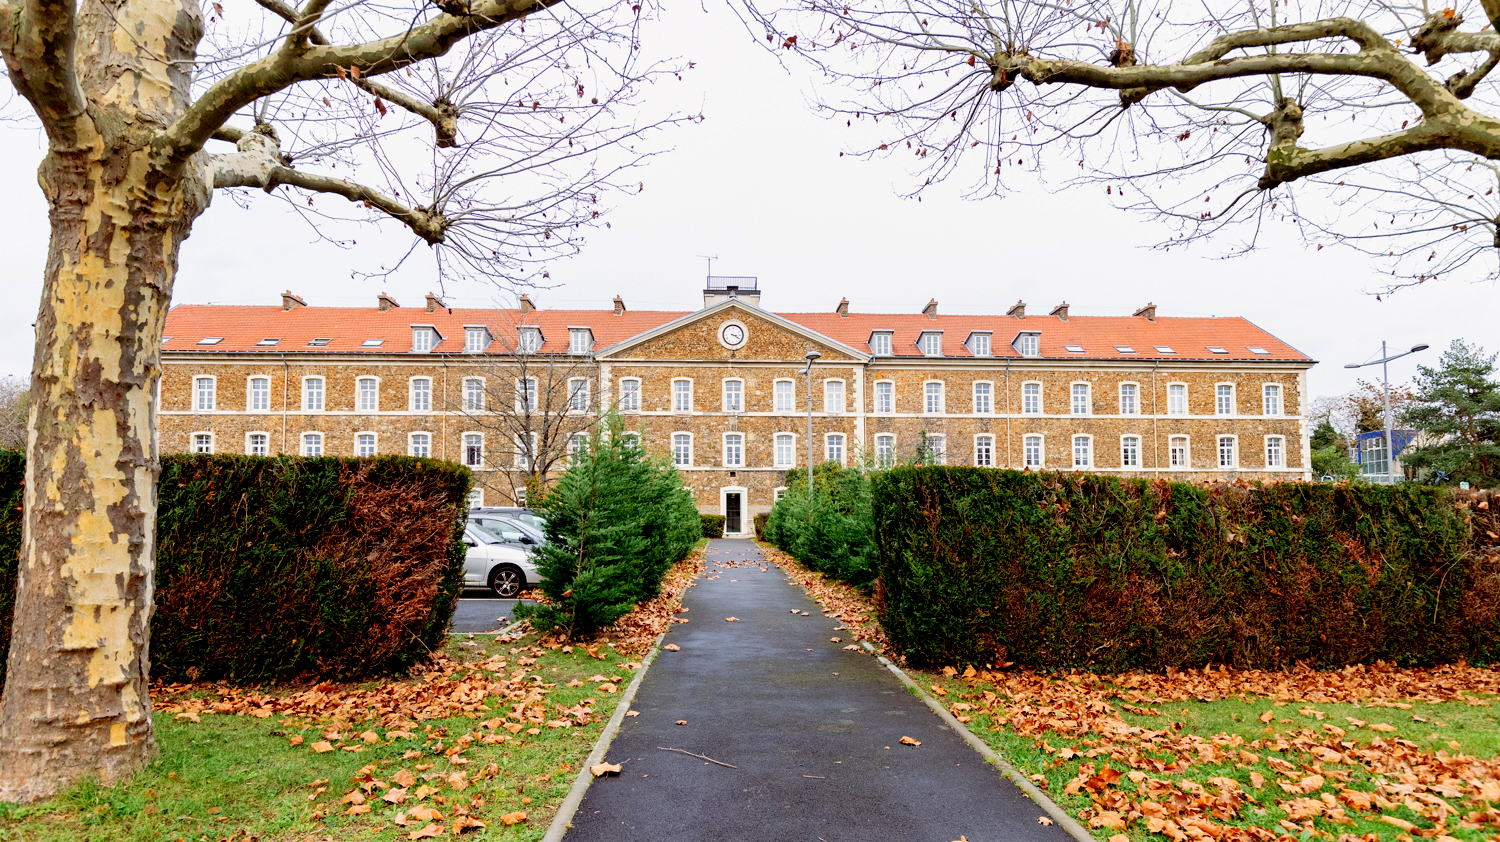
1399;340;1500;486
1309;420;1341;452
0;378;26;452
1311;446;1361;482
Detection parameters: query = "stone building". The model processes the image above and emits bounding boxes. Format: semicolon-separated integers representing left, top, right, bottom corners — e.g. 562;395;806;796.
159;280;1315;536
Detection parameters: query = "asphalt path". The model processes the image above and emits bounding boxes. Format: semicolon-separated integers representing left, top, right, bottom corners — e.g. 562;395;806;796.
450;594;529;633
564;538;1072;842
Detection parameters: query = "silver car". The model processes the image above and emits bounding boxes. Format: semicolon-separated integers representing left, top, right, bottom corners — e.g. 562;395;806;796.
468;515;543;554
462;525;542;598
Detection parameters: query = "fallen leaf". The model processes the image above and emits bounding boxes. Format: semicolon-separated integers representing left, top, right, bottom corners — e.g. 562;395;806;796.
626;710;640;717
1037;816;1053;826
725;617;739;622
831;637;842;642
311;740;334;754
500;811;527;825
288;734;304;746
383;788;409;804
675;720;687;726
408;823;442;839
345;804;372;816
1258;710;1274;723
392;769;417;788
453;815;486;833
591;762;622;777
665;644;680;651
1368;722;1397;732
361;730;380;743
899;736;921;746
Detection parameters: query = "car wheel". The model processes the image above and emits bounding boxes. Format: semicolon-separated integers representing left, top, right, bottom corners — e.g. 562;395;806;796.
489;565;524;598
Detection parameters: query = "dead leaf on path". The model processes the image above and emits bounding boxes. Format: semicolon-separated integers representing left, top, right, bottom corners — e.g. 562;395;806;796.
899;736;921;746
831;637;842;642
675;720;687;726
500;811;528;825
1037;816;1054;826
665;644;680;651
626;710;640;717
801;612;810;616
725;617;739;622
790;609;799;613
844;645;861;651
591;762;622;777
408;823;442;839
453;815;486;833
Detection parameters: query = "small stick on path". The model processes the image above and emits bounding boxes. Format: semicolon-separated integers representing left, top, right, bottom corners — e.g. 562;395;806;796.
657;747;737;768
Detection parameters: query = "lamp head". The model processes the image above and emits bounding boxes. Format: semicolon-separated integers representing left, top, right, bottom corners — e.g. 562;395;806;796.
1343;363;1361;369
805;350;822;362
1410;344;1429;353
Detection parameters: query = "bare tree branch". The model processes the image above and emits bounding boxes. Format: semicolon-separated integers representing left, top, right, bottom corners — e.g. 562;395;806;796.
0;0;86;142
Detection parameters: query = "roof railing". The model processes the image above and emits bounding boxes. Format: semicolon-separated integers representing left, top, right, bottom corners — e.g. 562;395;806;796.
705;276;758;290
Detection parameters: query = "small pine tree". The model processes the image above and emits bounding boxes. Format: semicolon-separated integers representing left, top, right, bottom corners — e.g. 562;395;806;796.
1400;340;1500;486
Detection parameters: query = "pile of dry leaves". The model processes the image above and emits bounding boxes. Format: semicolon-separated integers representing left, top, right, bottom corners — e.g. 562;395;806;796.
757;543;889;652
587;547;706;655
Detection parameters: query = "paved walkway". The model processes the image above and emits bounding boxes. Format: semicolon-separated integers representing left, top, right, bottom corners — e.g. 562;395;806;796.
565;539;1070;842
449;596;527;633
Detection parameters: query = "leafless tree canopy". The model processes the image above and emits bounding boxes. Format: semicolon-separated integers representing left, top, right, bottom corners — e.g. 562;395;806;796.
0;377;27;452
751;0;1500;290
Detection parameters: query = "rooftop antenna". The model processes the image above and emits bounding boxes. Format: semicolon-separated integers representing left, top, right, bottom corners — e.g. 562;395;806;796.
697;254;718;282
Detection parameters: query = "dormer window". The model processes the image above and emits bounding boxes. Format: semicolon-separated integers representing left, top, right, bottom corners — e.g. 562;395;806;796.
411;326;437;352
361;338;385;347
1207;346;1228;355
1013;332;1040;357
197;337;224;346
307;338;332;347
256;338;281;347
967;332;992;357
919;332;943;357
465;326;491;353
1154;345;1176;354
1248;346;1270;355
517;327;542;354
569;328;594;355
869;331;893;356
1064;344;1085;354
1114;345;1136;354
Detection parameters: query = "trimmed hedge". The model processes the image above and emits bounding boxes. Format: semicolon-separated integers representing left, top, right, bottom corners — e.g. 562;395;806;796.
874;467;1497;671
2;453;471;686
763;462;876;587
752;512;769;538
700;514;725;539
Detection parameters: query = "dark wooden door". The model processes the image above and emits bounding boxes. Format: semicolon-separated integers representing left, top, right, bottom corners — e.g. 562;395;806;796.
725;493;741;534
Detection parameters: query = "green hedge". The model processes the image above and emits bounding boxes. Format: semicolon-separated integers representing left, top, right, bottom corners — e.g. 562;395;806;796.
873;467;1495;671
752;512;769;538
700;514;725;539
763;462;876;587
2;453;470;686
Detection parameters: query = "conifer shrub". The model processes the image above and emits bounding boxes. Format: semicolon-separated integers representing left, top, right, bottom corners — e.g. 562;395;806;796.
700;514;726;539
873;466;1494;671
752;512;769;538
1;452;470;687
763;462;876;587
515;418;700;638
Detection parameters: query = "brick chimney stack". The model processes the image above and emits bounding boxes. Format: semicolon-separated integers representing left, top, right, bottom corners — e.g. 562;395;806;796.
613;295;626;316
1050;302;1069;321
1134;302;1157;322
425;292;445;313
922;299;938;320
519;294;535;315
281;291;306;311
377;292;400;312
1007;300;1026;319
836;298;849;318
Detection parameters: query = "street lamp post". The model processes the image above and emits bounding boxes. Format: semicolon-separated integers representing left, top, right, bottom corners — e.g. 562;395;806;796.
1344;342;1428;484
801;348;821;521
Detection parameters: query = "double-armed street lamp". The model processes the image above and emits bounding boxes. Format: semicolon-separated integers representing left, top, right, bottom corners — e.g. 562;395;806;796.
1344;342;1429;483
801;348;821;521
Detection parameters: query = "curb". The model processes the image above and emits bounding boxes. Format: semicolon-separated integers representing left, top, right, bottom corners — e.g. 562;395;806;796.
861;642;1096;842
540;632;666;842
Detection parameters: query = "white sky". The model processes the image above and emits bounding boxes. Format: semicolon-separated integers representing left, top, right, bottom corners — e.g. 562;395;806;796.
1;1;1494;402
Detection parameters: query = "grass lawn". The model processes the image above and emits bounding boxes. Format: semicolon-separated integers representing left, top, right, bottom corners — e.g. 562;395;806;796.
0;633;637;842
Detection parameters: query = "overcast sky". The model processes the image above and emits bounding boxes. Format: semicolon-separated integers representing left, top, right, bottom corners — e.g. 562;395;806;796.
1;1;1494;403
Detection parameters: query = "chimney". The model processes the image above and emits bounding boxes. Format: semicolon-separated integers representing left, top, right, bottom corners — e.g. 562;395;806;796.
1049;302;1069;321
613;295;626;316
519;294;535;315
1134;302;1157;322
836;298;849;318
425;292;445;313
922;298;938;320
281;291;306;311
377;292;400;312
1007;300;1026;319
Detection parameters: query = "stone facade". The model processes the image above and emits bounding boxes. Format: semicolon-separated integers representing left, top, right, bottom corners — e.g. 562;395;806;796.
160;291;1316;537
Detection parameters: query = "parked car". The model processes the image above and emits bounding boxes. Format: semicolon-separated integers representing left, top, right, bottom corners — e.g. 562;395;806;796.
462;524;542;598
468;514;542;554
472;506;546;534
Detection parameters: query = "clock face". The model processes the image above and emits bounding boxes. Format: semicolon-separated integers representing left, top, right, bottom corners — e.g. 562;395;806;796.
722;324;745;346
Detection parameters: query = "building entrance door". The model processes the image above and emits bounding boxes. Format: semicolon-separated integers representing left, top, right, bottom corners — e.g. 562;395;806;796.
725;492;742;535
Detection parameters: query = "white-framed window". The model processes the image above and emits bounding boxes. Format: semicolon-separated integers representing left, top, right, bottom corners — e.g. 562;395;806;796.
924;381;944;414
1263;384;1282;416
1023;434;1043;468
1071;383;1090;415
672;433;692;467
192;432;213;454
1017;333;1040;357
824;379;845;414
774;379;795;413
1218;435;1237;468
1121;435;1141;468
463;433;484;467
874;381;894;414
409;433;431;457
518;378;538;413
410;378;432;412
568;433;588;466
517;327;542;354
568;378;590;412
975;435;994;467
672;379;692;413
1265;436;1285;468
774;486;788;502
569;328;593;355
619;378;641;412
248;376;270;412
1216;384;1236;416
514;433;537;469
775;434;795;468
870;332;893;356
1170;436;1189;468
194;376;216;411
1119;383;1139;415
973;382;993;414
302;377;324;411
1072;435;1092;468
1168;383;1187;416
1022;382;1042;414
357;377;379;412
622;432;641;449
875;434;895;468
968;333;992;357
826;433;846;464
920;332;943;356
356;433;376;457
465;327;490;353
246;432;269;456
411;326;437;352
724;434;744;467
466;489;484;509
723;379;744;412
925;434;946;465
301;433;323;456
464;378;485;412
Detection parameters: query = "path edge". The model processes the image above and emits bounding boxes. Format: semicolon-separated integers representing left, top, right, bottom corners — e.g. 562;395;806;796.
862;641;1095;842
541;631;666;842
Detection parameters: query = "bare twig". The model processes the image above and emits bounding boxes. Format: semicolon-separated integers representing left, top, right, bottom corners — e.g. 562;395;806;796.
656;747;738;768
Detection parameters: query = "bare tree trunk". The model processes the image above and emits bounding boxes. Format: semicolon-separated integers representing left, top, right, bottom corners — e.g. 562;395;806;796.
0;87;209;804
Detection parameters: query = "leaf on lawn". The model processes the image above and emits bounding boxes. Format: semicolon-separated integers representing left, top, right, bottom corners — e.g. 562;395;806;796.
1379;815;1418;831
408;823;442;839
501;811;528;825
345;804;372;816
899;736;921;746
342;790;367;805
591;762;622;777
1368;722;1397;732
1089;810;1126;829
311;740;334;754
599;683;618;693
453;815;486;833
410;805;444;822
288;734;304;746
1108;836;1130;842
361;730;380;743
392;769;417;788
174;711;200;723
1258;710;1274;723
383;788;409;804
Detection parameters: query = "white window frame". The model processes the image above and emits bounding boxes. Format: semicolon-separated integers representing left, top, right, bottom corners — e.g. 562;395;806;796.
874;380;895;414
1265;435;1286;468
356;376;380;413
301;432;323;456
774;486;789;502
411;326;437;353
1023;434;1044;469
723;433;745;468
967;332;993;357
194;376;216;412
1167;383;1188;416
1119;382;1140;416
723;378;745;413
247;376;271;412
923;380;944;414
465;326;491;354
568;377;590;413
1217;435;1238;468
517;377;539;413
514;432;537;469
622;432;642;450
825;433;846;465
1262;384;1283;417
671;432;694;468
408;432;432;458
870;331;893;356
1016;332;1041;357
919;332;943;357
672;378;693;413
569;328;594;355
774;379;795;414
568;433;588;466
974;435;994;467
191;431;214;454
1070;382;1091;416
302;377;325;412
245;431;270;456
517;327;542;354
973;381;994;415
925;434;947;465
774;433;796;468
619;378;641;412
823;379;846;414
355;431;377;457
1169;435;1190;468
1072;434;1093;469
409;377;432;412
463;432;485;468
1022;381;1042;415
875;434;896;468
1121;435;1141;468
463;377;486;412
1215;383;1236;417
